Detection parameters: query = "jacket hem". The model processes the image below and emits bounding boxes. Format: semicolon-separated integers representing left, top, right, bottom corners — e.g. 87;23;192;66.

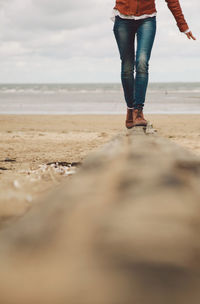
113;5;157;17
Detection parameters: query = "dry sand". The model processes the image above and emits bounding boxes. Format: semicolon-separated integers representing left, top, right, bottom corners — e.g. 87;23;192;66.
0;114;199;222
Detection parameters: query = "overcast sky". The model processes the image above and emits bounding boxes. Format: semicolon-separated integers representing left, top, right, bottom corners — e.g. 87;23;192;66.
0;0;199;83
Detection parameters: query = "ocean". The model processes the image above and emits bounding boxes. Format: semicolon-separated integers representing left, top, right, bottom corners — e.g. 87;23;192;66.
0;82;200;114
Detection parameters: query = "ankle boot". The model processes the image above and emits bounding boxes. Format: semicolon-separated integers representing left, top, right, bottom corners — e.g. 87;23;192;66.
133;108;147;126
125;108;134;129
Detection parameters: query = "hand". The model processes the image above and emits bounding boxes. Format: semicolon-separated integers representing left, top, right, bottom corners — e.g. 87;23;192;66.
185;31;196;40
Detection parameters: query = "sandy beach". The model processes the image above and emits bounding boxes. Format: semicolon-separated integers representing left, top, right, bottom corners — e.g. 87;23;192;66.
0;114;199;222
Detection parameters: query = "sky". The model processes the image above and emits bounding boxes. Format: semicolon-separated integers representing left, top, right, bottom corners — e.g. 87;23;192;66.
0;0;199;83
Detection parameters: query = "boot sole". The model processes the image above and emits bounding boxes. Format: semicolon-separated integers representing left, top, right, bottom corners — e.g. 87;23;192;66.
133;123;147;127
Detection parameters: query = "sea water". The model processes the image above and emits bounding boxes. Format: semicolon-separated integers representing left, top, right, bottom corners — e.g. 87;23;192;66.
0;82;199;114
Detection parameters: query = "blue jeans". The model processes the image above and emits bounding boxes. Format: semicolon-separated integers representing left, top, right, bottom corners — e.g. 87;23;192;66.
113;15;156;109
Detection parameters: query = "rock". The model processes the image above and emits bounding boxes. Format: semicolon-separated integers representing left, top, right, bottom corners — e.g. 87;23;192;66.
0;129;200;304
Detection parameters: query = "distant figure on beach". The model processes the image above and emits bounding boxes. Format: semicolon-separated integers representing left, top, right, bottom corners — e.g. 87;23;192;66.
111;0;196;129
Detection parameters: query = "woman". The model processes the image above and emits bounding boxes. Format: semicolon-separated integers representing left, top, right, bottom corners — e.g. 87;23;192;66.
111;0;196;128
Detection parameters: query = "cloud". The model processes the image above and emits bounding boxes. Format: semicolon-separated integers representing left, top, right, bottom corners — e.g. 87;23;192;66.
0;0;199;82
1;0;106;32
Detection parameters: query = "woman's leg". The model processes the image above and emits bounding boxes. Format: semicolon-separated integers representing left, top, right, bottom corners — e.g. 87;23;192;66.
113;16;136;108
134;16;156;110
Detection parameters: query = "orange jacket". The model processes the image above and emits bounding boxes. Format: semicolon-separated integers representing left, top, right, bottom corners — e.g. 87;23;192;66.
113;0;189;32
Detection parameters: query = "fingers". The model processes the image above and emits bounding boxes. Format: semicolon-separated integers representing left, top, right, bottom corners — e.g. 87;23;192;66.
186;31;196;40
190;32;196;40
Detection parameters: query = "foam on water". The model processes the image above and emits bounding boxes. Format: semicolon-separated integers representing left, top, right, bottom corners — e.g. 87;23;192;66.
0;83;199;114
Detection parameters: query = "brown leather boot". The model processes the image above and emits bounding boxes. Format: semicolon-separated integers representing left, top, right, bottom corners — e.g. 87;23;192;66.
125;108;134;129
133;108;147;126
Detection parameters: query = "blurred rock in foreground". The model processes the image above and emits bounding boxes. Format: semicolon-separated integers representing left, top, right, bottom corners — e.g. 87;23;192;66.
0;127;200;304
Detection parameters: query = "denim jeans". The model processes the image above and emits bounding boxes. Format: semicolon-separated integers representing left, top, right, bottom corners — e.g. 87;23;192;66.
113;15;156;109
